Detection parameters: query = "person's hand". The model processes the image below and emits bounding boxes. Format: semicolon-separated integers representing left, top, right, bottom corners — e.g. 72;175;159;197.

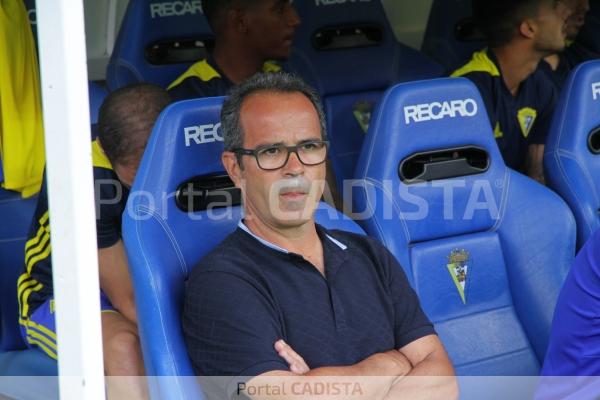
274;339;310;374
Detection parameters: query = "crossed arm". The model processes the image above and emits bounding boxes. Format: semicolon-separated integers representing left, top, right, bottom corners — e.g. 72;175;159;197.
245;335;457;400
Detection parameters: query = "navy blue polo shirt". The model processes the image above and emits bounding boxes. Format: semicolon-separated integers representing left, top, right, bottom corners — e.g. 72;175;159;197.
452;49;557;171
183;222;435;386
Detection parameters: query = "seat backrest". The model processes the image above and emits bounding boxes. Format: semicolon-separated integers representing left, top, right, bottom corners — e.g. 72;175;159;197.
88;81;107;125
421;0;485;72
123;97;364;399
353;78;575;377
106;0;213;90
544;60;600;249
289;0;443;189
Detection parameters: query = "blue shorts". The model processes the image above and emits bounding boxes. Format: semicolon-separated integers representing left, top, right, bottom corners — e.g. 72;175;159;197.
20;291;116;360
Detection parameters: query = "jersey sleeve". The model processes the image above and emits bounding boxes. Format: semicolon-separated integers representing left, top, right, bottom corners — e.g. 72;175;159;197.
94;169;124;249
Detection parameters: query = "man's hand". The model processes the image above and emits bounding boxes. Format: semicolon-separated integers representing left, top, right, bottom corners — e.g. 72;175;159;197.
274;340;310;374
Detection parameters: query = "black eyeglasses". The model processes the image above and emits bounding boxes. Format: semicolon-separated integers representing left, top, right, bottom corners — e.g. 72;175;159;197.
232;140;329;171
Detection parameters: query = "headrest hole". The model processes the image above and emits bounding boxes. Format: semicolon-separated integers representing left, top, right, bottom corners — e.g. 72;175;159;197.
399;146;490;184
145;38;213;65
588;127;600;154
454;17;484;42
175;174;241;212
312;24;383;51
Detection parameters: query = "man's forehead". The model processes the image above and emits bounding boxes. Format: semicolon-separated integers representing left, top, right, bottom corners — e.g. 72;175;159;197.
241;90;314;112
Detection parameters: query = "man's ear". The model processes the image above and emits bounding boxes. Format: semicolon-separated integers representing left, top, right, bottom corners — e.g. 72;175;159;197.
519;19;536;39
222;151;243;188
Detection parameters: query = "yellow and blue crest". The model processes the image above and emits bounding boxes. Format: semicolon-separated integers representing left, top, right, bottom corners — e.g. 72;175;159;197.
446;249;470;304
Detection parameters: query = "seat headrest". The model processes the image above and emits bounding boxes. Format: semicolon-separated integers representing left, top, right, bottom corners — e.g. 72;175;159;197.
107;0;213;90
135;96;225;203
356;77;507;242
359;77;504;180
547;60;600;155
290;0;402;94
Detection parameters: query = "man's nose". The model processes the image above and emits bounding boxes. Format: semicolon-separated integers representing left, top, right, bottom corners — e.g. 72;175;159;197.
282;150;304;176
287;4;301;28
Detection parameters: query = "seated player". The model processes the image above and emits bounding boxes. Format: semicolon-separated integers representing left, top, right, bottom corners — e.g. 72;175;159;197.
452;0;572;183
168;0;300;101
17;83;171;399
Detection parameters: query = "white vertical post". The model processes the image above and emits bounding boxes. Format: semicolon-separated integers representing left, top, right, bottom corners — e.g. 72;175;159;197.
35;0;105;399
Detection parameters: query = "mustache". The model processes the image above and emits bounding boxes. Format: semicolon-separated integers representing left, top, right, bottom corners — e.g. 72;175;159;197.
272;177;312;195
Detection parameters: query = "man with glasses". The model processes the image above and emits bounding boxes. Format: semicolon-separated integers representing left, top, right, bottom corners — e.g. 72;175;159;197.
182;73;457;399
452;0;572;183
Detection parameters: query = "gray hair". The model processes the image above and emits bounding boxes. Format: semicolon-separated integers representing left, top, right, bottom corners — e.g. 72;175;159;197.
221;72;328;152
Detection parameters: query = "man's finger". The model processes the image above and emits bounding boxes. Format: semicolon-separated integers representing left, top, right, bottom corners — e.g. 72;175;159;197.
274;340;310;373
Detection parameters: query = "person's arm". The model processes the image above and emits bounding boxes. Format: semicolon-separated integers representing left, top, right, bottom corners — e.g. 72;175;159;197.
525;144;545;184
246;348;412;400
98;239;137;324
253;337;455;400
385;335;458;400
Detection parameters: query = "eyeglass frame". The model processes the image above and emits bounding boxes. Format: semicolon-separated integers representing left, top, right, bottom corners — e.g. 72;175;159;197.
230;140;330;171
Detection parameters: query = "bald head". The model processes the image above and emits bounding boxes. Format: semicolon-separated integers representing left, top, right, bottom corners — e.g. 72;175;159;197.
97;83;171;170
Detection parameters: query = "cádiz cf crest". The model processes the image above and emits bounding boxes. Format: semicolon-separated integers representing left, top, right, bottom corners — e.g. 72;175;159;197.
353;100;374;134
446;249;470;304
517;107;537;138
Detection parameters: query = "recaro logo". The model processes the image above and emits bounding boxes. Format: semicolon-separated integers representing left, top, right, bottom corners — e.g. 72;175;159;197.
315;0;372;6
404;99;478;125
150;1;203;18
592;82;600;100
184;123;222;147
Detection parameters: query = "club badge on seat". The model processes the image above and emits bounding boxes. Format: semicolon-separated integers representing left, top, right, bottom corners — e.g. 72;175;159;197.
353;100;374;134
446;249;470;304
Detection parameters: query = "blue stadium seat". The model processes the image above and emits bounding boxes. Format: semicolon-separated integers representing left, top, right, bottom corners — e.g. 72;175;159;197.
106;0;213;90
545;60;600;250
122;97;364;399
288;0;443;191
88;81;107;125
352;78;575;394
0;188;58;398
421;0;485;72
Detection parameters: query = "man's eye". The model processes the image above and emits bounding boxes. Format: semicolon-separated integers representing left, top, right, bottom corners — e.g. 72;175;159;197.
302;142;319;151
261;147;281;156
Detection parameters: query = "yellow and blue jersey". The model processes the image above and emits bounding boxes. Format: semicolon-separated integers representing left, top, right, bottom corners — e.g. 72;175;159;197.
167;56;281;101
452;49;557;171
17;139;128;322
0;0;45;197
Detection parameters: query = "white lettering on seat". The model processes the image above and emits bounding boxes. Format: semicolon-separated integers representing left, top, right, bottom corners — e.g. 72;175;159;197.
150;1;203;18
403;99;478;125
592;82;600;101
184;123;222;147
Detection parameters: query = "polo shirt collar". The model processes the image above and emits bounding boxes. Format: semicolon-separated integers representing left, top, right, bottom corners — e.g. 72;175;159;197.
237;220;348;253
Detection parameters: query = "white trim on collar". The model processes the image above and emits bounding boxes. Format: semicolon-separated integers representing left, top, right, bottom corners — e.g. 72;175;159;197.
238;221;348;252
238;221;289;254
325;234;348;250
